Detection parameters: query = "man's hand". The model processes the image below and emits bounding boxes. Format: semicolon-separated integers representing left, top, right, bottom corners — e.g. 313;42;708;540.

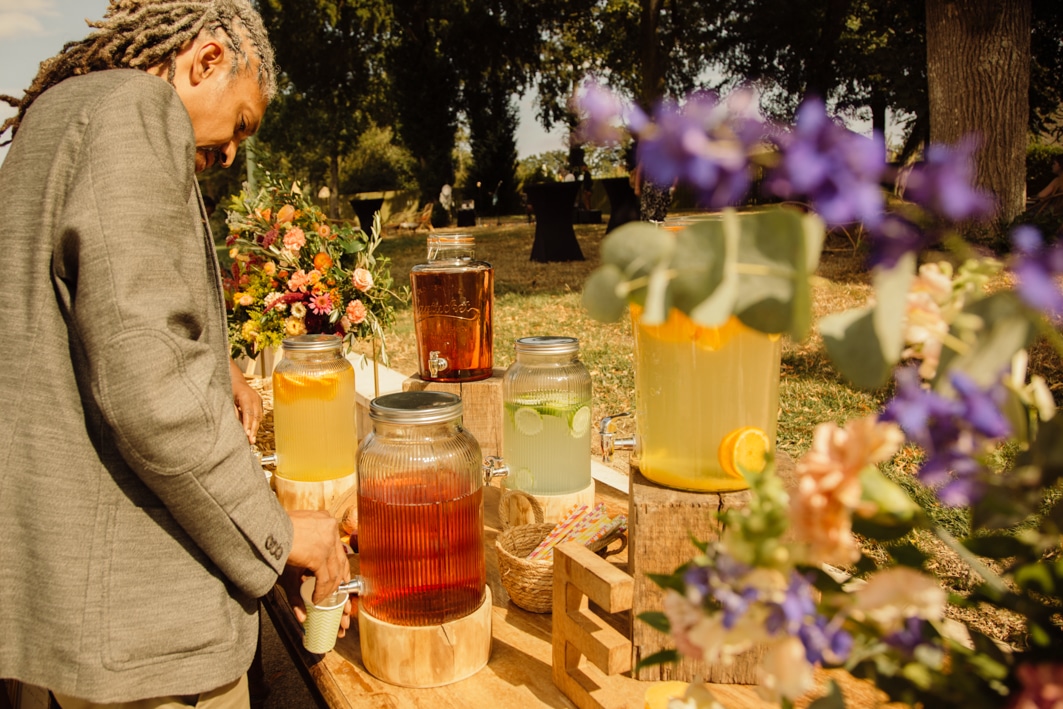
229;357;262;444
285;510;351;611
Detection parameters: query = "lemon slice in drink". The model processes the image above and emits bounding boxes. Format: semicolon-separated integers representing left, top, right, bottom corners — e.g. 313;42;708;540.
514;406;544;436
569;406;591;438
718;426;769;479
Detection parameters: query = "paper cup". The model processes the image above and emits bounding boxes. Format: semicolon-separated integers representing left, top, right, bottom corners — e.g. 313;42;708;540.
300;578;349;654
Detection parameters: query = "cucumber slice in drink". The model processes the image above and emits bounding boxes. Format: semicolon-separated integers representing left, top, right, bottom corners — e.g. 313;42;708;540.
569;406;591;438
514;406;544;436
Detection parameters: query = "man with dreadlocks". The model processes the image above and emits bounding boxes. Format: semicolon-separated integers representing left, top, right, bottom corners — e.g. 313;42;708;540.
0;2;352;707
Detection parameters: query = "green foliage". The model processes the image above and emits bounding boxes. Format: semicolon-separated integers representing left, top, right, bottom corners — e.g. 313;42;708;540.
339;126;418;194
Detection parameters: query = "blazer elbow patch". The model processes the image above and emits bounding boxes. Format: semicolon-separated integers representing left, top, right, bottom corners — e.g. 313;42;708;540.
96;330;218;475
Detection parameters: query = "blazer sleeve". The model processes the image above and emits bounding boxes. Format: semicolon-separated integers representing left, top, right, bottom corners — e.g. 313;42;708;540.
53;72;293;598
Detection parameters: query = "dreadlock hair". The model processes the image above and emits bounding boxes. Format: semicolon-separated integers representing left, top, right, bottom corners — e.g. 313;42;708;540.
0;0;277;146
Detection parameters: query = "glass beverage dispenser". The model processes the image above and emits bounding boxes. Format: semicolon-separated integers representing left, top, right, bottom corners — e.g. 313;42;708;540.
356;391;506;626
502;337;592;496
410;234;494;382
271;334;357;483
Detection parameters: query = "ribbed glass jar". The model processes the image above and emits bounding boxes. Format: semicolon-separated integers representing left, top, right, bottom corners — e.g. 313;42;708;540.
502;337;593;495
356;391;487;626
410;234;494;382
271;334;357;483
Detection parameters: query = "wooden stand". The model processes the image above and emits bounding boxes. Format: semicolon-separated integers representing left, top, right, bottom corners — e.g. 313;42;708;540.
273;470;358;522
358;586;493;688
628;455;794;684
402;369;504;457
500;479;596;526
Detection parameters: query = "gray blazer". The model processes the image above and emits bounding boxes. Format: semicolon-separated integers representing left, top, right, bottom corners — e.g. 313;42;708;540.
0;70;293;702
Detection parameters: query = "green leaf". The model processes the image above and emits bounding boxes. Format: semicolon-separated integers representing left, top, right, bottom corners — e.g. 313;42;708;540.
635;649;680;671
934;292;1034;392
600;221;675;277
871;253;916;362
820;306;894;390
858;464;921;523
962;534;1031;559
673;216;734;324
1014;562;1056;594
637;611;672;634
887;543;929;568
582;265;628;322
807;680;841;705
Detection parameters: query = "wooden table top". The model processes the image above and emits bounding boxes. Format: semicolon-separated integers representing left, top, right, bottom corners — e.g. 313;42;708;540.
261;481;895;709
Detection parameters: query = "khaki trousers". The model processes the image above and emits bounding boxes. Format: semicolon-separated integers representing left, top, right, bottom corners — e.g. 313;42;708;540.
53;675;249;709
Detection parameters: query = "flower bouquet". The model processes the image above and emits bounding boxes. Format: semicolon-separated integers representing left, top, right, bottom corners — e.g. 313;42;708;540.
222;172;402;362
575;81;1063;708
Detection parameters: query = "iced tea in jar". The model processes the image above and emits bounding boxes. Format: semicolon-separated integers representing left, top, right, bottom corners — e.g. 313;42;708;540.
271;334;357;483
631;304;782;492
410;234;493;382
356;391;487;626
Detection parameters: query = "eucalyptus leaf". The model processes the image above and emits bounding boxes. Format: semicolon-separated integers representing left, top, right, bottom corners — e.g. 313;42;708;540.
600;221;675;278
581;265;629;323
642;263;674;325
934;292;1034;392
871;252;916;362
820;307;894;390
635;649;680;671
671;217;733;324
733;210;808;336
637;611;672;633
806;680;845;709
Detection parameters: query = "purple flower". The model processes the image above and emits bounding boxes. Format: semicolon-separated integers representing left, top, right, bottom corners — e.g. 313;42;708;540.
904;138;995;222
881;367;1010;506
866;213;935;269
573;78;632;145
636;91;759;208
1012;225;1063;317
884;617;927;656
764;97;887;228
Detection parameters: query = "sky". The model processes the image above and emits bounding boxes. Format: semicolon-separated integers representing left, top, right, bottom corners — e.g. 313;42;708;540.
0;0;567;166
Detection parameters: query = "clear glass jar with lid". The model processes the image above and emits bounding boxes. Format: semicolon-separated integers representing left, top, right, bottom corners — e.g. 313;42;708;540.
271;334;357;483
502;336;592;495
410;234;493;382
356;391;506;626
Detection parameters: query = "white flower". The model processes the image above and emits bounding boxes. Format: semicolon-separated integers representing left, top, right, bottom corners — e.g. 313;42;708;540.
757;636;814;702
849;566;946;632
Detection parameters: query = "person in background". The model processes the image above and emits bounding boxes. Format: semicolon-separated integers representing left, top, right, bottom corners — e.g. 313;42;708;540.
0;2;350;708
1033;154;1063;203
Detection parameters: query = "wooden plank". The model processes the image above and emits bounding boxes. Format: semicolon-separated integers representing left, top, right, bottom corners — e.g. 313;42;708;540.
402;368;504;457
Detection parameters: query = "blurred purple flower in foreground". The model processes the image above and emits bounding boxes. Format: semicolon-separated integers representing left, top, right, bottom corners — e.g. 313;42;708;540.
867;213;934;269
881;367;1010;505
572;78;634;145
904;138;996;223
1011;225;1063;318
764;98;887;228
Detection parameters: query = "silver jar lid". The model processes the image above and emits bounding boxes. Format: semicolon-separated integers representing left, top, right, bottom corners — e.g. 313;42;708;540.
370;391;464;424
281;334;343;352
514;336;579;355
428;234;474;247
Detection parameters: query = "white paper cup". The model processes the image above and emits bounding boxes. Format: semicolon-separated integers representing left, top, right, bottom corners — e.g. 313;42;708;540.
300;578;348;654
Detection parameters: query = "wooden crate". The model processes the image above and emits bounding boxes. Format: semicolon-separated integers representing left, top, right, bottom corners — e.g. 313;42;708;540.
402;369;505;458
628;454;795;684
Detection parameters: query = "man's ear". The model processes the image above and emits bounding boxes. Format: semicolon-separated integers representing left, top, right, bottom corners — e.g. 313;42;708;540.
190;38;227;86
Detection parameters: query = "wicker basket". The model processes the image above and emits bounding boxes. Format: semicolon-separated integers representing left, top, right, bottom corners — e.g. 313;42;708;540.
494;489;627;614
496;522;557;613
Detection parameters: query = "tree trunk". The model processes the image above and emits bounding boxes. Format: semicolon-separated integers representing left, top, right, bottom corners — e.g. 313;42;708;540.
926;0;1031;221
329;149;340;220
639;0;666;107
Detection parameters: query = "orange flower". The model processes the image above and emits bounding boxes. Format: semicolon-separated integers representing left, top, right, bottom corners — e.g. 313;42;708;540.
256;207;272;222
313;252;333;271
276;204;296;224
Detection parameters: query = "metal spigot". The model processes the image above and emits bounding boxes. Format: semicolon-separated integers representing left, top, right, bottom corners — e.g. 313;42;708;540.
251;445;276;467
338;577;367;595
428;351;448;378
482;455;509;485
600;412;636;463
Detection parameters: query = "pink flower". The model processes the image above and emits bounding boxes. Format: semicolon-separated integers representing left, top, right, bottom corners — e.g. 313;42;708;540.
1010;663;1063;709
237;293;254;307
287;269;311;292
352;267;374;292
283;227;306;251
346;299;367;325
309;293;333;315
849;567;946;632
791;415;904;565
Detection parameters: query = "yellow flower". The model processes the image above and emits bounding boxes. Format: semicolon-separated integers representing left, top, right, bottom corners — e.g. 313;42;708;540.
241;320;259;342
284;316;307;336
262;261;276;276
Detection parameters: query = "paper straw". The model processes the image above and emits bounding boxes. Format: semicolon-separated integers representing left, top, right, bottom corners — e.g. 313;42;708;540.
527;505;588;560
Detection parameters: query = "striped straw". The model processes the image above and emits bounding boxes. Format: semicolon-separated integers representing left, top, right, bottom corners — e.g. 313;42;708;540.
527;505;588;560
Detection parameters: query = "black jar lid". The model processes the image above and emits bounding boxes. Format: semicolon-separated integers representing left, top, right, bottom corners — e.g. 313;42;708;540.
369;391;463;424
514;336;579;355
281;334;343;352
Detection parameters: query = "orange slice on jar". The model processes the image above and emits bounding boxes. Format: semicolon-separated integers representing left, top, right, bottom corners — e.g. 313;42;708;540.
718;426;769;479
